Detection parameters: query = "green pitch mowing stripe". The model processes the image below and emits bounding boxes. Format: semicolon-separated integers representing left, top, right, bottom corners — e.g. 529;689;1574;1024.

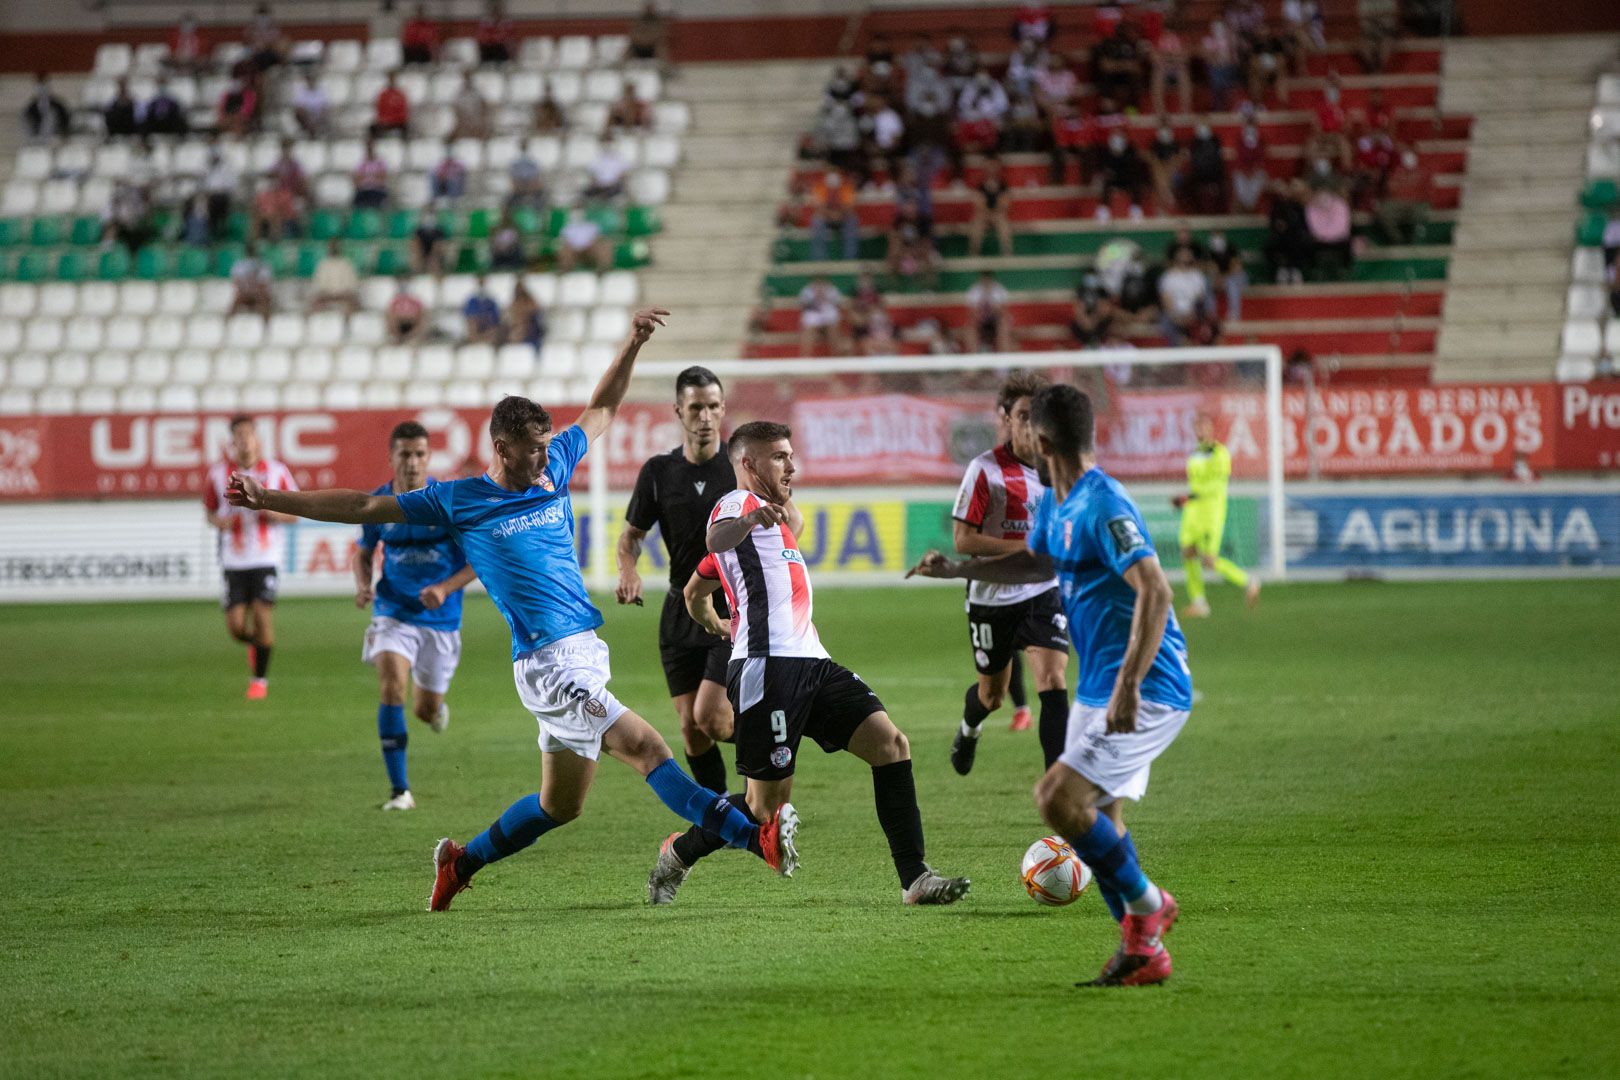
0;581;1616;1078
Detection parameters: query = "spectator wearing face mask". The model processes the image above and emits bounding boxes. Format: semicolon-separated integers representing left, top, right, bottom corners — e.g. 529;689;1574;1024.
1266;180;1311;284
1352;127;1398;207
1091;21;1145;108
1147;122;1187;213
956;71;1009;157
1206;231;1247;321
1232;123;1270;212
1375;150;1432;245
1157;245;1214;346
1095;129;1147;218
1307;73;1352;169
1183;122;1229;214
1006;40;1046;98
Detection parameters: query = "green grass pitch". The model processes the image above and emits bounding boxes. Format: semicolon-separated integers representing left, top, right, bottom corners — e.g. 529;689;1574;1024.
2;580;1617;1079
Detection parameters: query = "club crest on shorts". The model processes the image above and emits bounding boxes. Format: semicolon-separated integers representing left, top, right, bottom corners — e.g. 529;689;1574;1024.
974;648;990;668
584;697;607;718
770;746;793;769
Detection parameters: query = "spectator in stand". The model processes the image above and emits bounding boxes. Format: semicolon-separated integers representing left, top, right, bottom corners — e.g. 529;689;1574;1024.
462;275;502;344
859;58;898;106
411;206;450;274
608;82;650;131
181;193;212;246
942;33;980;97
1150;16;1193;117
386;278;429;343
891;160;933;236
353;141;390;209
291;70;331;138
1356;8;1400;74
401;3;439;65
307;239;360;316
476;0;515;65
140;77;189;137
217;73;260;136
245;3;287;71
1232;122;1269;212
1048;99;1090;185
103;79;139;138
1375;150;1432;244
1307;71;1352;169
534;85;568;133
557;206;614;272
251;178;298;242
848;272;896;356
1603;214;1620;268
168;11;207;76
1035;51;1078;114
798;276;846;356
1227;0;1266;42
101;179;152;251
1004;90;1044;153
1183;122;1230;214
582;137;629;202
431;142;468;201
1070;272;1118;347
1206;231;1247;320
228;243;274;318
489;211;525;270
815;97;864;177
864;31;896;68
860;94;905;182
967;156;1014;256
1284;1;1326;74
1266;180;1311;283
824;65;859;106
887;219;940;290
963;271;1013;353
1012;1;1054;47
629;2;672;68
504;282;547;348
1201;19;1241;112
371;71;411;138
1157;245;1214;345
904;51;955;192
450;71;491;140
506;140;547;210
22;74;69;141
1163;224;1207;265
201;142;238;234
1091;20;1145;109
1096;131;1148;218
269;137;308;202
1006;39;1047;99
956;71;1009;157
1248;22;1291;107
807;167;858;261
1147;121;1187;213
1352;125;1398;208
1306;180;1354;278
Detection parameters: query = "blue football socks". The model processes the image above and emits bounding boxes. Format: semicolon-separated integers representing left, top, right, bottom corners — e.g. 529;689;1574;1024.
1068;814;1154;911
645;759;758;849
377;704;409;795
464;794;561;870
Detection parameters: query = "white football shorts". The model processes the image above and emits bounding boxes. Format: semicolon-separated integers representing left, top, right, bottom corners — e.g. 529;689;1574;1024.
362;617;463;694
1059;699;1191;803
513;630;629;760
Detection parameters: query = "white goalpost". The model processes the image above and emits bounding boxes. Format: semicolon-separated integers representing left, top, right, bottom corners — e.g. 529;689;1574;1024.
588;345;1287;592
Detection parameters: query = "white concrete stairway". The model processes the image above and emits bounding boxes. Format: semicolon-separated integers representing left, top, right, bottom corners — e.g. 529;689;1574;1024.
636;59;833;361
1433;35;1617;382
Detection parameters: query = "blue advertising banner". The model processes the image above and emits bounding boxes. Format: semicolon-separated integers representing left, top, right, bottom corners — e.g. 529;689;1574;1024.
1285;491;1620;570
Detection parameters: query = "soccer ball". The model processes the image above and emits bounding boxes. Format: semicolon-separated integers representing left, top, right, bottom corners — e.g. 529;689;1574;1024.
1020;836;1091;906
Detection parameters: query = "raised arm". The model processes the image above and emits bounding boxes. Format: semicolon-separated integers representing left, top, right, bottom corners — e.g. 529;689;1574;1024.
952;519;1030;558
1105;556;1175;735
227;473;404;524
906;547;1055;583
707;502;789;553
615;523;647;605
574;307;670;444
683;570;731;639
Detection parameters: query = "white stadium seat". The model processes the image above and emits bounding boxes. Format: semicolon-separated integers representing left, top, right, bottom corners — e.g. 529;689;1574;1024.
364;382;404;408
375;347;413;381
497;344;537;380
9;354;49;388
65;317;105;353
131;352;172;386
36;387;77;415
365;39;403;71
445;380;486;407
75;386;115;414
170;351;210;385
439;274;478;311
508;70;544;105
1560;320;1602;358
630;168;670;205
94;43;132;78
1607;320;1620;354
0;283;38;320
643;132;680;169
442;37;478;66
1572;247;1606;284
335;347;375;383
267;313;305;349
200;385;242;412
578;344;615;377
294;349;335;383
599;271;639;306
350;312;387;346
106;315;146;351
555;36;593;70
307;312;347;348
39;283;78;319
326;39;362;73
91;352;132;387
255;348;293;384
1556;356;1597;383
52;353;90;388
1;183;39;217
588;306;631;343
118;281;158;317
457;344;497;380
585;70;623;103
0;320;21;354
15;146;51;181
538;342;579;380
25;319;65;353
558;272;600;308
549;72;583;107
629;69;662;103
145;315;186;351
158;385;200;413
519;37;556;68
360;278;396;311
226;314;266;349
184;314;225;350
404;381;447;407
1569;285;1608;321
199;280;235;315
242;384;284;411
548;308;588;343
596;35;630;65
158;280;199;315
323;383;364;409
280;383;320;410
117;386;158;414
0;390;34;415
81;282;119;317
214;349;255;385
415;346;455;381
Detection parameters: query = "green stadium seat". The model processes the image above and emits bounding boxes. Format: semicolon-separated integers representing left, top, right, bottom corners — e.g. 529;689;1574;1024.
613;239;650;269
212;244;246;277
224;211;251;243
386;209;416;239
1581;179;1619;211
30;216;64;247
453;244;489;274
347;209;382;241
544;207;568;237
0;217;23;246
295;241;323;277
15;251;49;282
70;216;101;246
56;250;89;281
1576;212;1608;247
263;242;296;277
463;209;491;240
373;245;407;277
625;205;662;237
512;207;542;236
587;206;622;235
310;208;344;241
136;245;171;279
97;246;132;280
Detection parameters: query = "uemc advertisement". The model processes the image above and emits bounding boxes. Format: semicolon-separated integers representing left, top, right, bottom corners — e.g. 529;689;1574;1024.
1286;491;1620;569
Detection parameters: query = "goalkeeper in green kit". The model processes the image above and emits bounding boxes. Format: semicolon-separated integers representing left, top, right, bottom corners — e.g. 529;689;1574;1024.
1173;413;1261;618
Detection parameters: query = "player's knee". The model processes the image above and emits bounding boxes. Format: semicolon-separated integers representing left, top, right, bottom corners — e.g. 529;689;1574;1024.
866;720;910;765
979;685;1005;711
541;794;586;824
412;700;438;724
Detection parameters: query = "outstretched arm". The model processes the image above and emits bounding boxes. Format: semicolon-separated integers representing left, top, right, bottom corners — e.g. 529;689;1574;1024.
707;502;789;553
574;307;670;444
905;548;1055;584
228;473;404;524
952;519;1030;557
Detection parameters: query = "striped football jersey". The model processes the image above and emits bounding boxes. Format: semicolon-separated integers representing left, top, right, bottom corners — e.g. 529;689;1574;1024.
698;489;828;662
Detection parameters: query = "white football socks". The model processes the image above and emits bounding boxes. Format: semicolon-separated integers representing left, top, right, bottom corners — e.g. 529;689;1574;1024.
1125;882;1163;915
959;720;983;739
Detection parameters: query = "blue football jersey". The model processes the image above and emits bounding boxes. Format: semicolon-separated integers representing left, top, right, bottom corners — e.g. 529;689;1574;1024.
395;425;600;660
1028;467;1194;710
358;480;468;631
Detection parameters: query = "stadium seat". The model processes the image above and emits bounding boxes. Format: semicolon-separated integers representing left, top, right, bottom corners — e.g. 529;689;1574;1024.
549;308;588;343
146;314;185;351
350;311;387;346
558;272;600;308
132;42;169;74
1607;320;1620;354
323;382;364;410
628;70;662;103
475;70;508;106
588;306;630;342
1560;321;1602;358
8;353;48;388
1;183;39;217
335;346;375;383
326;39;362;73
0;284;37;320
653;101;691;135
35;386;76;415
94;143;131;178
90;351;132;387
365;38;403;71
157;385;199;414
242;384;284;410
375;347;413;382
293;348;335;383
509;70;544;106
643;133;680;169
262;313;302;349
415;346;455;381
307;312;346;348
200;384;242;412
15;145;51;181
1556;356;1597;382
596;35;630;65
199;280;234;314
556;36;593;70
39;282;77;318
81;281;119;317
1589;143;1620;178
0;320;21;354
599;270;639;306
438;273;477;311
457;344;497;380
519;37;555;68
170;351;209;385
497;344;537;380
585;70;623;104
94;42;132;77
25;318;64;352
130;350;174;386
549;71;583;107
442;37;477;66
256;348;293;384
184;314;225;350
226;314;266;349
1568;284;1607;320
539;342;580;379
102;314;144;351
65;317;105;352
51;353;90;388
1581;178;1620;211
578;344;615;377
403;381;447;407
629;169;670;205
117;385;158;414
364;381;404;408
445;380;486;407
74;386;114;413
0;389;34;415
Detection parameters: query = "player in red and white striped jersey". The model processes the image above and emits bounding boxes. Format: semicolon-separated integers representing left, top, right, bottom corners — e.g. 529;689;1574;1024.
645;421;971;907
202;416;298;700
948;372;1072;776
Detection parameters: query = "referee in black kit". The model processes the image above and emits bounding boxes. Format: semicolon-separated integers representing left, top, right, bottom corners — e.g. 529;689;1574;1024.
614;366;738;792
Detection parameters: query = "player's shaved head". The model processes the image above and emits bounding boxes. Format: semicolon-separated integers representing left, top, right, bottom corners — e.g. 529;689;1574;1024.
489;395;552;444
730;420;792;459
1031;384;1095;460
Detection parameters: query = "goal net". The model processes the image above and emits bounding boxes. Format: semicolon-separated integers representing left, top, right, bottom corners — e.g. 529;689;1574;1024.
585;346;1285;591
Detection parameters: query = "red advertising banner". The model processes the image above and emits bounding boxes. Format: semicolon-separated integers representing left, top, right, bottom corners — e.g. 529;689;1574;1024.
1;383;1615;502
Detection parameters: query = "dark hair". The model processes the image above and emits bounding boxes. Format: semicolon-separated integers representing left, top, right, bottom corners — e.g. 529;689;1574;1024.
996;370;1049;416
730;420;792;453
489;395;552;444
390;420;430;444
675;365;724;398
229;414;255;431
1030;384;1094;459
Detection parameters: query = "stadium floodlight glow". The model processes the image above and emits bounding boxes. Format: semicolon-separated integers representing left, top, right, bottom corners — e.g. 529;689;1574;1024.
591;345;1287;590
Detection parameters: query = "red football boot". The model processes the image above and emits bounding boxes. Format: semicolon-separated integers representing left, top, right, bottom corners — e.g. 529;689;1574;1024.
428;837;473;911
756;803;800;877
1008;706;1033;732
1121;888;1180;955
1085;945;1173;987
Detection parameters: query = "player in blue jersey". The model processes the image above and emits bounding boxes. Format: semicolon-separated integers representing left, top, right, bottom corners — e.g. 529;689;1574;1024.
909;383;1186;986
226;308;797;912
353;420;479;812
